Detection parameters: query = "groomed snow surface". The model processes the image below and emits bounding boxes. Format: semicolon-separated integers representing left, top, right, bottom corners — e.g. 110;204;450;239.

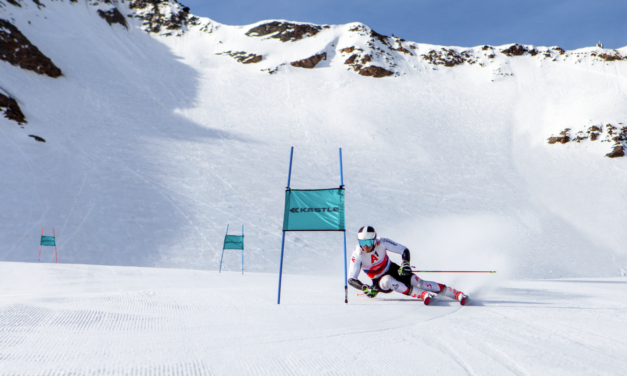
1;262;626;375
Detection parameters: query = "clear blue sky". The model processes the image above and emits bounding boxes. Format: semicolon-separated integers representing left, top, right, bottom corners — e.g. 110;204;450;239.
181;0;626;50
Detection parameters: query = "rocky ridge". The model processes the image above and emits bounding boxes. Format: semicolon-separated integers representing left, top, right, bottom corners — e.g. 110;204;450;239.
548;123;627;158
127;0;204;36
0;91;26;124
245;22;325;42
4;0;625;81
215;51;263;64
0;18;61;77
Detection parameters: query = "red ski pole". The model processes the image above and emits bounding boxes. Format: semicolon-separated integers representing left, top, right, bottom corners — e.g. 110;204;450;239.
412;269;496;273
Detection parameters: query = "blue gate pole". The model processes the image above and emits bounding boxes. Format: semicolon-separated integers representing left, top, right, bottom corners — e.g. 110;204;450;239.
242;225;244;275
277;232;287;304
278;147;294;305
219;224;229;273
340;148;348;304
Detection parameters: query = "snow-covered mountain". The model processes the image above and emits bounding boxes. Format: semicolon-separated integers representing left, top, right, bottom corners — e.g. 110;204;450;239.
1;0;626;278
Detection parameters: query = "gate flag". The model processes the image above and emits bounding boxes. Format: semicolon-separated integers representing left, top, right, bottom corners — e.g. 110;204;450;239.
38;227;58;263
277;147;349;305
223;235;244;249
283;188;345;231
219;225;245;274
40;236;56;246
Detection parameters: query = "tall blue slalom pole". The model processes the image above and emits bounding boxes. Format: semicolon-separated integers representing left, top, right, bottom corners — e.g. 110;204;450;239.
278;147;294;304
242;225;244;275
340;148;348;304
219;224;229;273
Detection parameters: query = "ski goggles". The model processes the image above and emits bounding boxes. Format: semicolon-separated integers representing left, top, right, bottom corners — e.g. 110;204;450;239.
358;239;375;248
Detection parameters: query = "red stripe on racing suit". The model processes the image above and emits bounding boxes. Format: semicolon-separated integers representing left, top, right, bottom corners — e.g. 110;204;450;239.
364;255;390;279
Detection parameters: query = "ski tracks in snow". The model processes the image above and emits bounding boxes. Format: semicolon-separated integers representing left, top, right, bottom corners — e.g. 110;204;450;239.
1;263;626;375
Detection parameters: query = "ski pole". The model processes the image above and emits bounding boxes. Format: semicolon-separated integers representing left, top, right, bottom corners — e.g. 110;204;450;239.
412;269;496;273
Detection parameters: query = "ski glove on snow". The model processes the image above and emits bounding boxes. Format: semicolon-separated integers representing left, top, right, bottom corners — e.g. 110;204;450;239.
398;261;412;277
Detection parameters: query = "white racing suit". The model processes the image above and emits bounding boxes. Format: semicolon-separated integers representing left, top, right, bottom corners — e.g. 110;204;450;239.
348;237;462;300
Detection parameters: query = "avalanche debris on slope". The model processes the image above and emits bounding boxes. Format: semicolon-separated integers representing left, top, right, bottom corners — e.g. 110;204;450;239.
0;18;61;77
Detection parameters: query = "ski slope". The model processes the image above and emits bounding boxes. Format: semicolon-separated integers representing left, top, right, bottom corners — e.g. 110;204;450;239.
1;2;627;373
0;261;625;375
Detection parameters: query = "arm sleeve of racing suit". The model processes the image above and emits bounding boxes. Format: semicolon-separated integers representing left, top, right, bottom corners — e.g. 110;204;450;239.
380;238;408;257
401;248;410;263
347;246;363;290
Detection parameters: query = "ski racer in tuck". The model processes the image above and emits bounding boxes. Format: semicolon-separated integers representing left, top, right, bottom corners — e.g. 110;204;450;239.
348;226;468;305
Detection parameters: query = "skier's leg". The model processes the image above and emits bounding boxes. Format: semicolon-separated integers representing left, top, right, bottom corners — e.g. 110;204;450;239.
411;276;468;304
410;275;446;293
379;275;410;294
379;275;433;303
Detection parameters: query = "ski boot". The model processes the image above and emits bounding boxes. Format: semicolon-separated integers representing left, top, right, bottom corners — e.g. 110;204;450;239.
455;292;468;306
420;291;435;306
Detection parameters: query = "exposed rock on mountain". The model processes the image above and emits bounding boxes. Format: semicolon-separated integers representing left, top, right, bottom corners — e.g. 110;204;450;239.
129;0;201;36
596;51;625;61
246;22;322;42
344;54;358;65
605;124;627;158
0;19;62;77
370;29;389;45
422;48;473;67
547;129;571;144
28;134;45;142
548;124;627;158
391;42;413;56
358;65;393;78
501;44;537;56
606;145;625;158
0;92;26;124
216;51;263;64
290;52;326;68
98;8;127;29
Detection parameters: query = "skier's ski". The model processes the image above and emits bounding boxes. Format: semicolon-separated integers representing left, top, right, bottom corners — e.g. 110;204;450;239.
356;293;424;302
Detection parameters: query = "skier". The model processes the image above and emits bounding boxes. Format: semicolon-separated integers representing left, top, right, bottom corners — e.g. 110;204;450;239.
348;226;468;305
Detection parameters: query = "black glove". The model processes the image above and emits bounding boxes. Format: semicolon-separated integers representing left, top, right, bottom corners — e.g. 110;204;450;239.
398;261;412;277
362;285;379;298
